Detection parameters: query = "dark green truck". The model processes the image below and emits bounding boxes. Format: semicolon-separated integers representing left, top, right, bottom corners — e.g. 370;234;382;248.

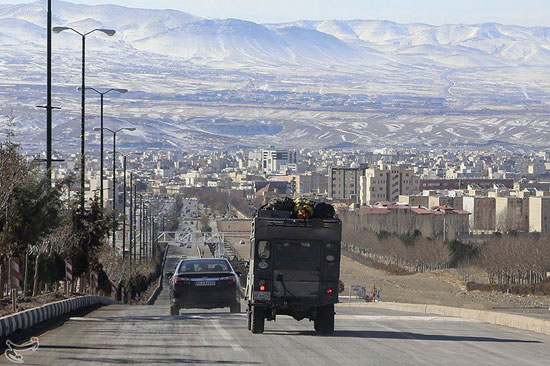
245;211;342;334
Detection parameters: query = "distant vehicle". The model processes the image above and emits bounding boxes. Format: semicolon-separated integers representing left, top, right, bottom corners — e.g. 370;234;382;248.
186;244;193;249
167;258;241;315
245;204;341;334
239;240;245;245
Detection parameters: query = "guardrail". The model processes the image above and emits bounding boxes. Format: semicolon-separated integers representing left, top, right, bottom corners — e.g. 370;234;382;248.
0;296;117;338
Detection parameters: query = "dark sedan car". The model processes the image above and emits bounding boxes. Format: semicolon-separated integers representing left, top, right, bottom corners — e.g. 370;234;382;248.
167;258;241;315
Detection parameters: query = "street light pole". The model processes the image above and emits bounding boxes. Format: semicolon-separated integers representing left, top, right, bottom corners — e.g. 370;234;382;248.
144;206;148;260
134;185;137;263
83;88;127;207
80;33;85;210
52;26;116;210
93;127;135;252
112;131;116;249
139;194;143;262
122;155;127;260
129;172;133;263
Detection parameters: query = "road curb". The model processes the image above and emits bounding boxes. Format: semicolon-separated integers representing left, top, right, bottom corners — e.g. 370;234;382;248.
0;296;117;338
338;302;550;336
146;244;170;305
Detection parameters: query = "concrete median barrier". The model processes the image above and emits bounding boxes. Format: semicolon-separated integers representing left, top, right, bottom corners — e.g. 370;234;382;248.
338;302;550;336
0;296;117;338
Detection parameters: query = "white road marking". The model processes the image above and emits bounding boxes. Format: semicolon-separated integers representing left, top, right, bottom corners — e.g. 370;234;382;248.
211;319;244;352
337;315;477;322
69;317;108;322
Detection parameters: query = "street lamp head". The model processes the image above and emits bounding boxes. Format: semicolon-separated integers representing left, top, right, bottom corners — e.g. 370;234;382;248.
93;127;102;132
114;89;128;94
98;29;116;36
52;26;70;33
124;128;136;132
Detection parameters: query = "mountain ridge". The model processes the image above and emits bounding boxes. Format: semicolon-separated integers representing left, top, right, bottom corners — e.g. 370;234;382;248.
2;1;550;68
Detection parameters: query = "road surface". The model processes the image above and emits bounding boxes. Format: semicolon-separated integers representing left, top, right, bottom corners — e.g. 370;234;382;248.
7;243;550;366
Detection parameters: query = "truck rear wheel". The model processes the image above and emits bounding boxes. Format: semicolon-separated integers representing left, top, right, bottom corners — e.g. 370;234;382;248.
314;319;321;332
251;306;265;334
170;304;180;316
317;304;334;335
247;306;252;330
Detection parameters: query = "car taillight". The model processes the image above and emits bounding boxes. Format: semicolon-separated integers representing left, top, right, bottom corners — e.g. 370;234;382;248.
259;284;266;292
173;276;190;285
220;276;236;284
326;288;334;294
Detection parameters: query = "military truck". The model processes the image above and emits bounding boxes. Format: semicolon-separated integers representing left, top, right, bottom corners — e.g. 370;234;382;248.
245;207;342;334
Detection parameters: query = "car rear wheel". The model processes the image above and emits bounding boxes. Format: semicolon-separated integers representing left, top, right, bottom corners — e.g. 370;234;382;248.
170;304;180;316
317;304;334;335
251;306;265;334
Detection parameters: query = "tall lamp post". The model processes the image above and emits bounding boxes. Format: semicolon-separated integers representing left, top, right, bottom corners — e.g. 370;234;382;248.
53;26;116;210
116;152;135;260
94;127;135;251
81;87;127;207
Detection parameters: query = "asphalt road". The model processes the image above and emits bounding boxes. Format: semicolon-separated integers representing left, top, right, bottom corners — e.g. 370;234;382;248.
6;243;550;366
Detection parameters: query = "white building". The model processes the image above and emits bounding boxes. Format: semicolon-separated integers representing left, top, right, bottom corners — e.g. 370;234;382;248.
261;149;298;174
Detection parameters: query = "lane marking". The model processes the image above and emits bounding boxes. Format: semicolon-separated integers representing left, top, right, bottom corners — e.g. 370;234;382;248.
211;319;243;352
337;315;478;322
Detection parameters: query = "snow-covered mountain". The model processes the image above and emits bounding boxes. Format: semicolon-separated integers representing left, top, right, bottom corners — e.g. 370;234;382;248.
2;1;550;68
2;1;550;151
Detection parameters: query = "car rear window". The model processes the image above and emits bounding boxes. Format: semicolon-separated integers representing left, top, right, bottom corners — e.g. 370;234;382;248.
178;260;231;273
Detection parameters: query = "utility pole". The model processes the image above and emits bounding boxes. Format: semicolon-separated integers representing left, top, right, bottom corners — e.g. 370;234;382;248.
36;0;61;184
46;0;53;184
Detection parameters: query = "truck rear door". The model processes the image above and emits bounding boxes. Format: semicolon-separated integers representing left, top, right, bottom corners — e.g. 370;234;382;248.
272;240;321;299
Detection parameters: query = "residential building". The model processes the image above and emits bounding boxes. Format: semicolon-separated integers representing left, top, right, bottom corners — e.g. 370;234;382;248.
360;165;420;205
462;197;496;233
495;197;529;232
328;167;362;201
529;196;550;234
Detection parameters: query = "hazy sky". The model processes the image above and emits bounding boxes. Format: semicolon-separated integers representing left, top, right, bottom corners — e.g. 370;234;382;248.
2;0;550;26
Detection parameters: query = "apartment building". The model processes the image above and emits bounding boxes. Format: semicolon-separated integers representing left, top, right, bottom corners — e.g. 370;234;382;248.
360;165;420;205
495;197;529;232
529;196;550;234
328;167;362;201
462;197;496;233
398;194;429;207
292;172;328;196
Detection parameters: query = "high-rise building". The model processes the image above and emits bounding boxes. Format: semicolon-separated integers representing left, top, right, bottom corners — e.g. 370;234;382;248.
261;149;297;174
360;165;420;205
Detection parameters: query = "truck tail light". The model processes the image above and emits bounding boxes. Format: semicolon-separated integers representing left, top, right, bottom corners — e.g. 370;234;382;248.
259;284;266;292
326;288;333;294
